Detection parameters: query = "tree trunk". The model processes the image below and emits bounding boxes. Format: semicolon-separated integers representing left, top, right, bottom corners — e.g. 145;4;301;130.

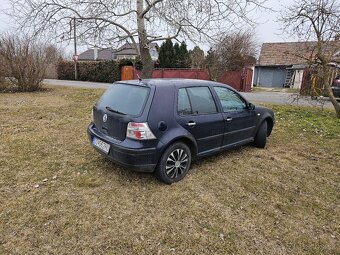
318;43;340;118
136;0;153;78
322;64;340;118
327;87;340;118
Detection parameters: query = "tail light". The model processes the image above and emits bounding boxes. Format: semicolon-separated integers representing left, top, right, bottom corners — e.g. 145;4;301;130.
126;122;156;140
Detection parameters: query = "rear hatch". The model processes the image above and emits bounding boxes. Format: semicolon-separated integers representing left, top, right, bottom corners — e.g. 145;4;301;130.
93;83;151;141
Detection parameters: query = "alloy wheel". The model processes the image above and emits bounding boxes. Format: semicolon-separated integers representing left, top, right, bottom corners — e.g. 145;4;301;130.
165;149;189;179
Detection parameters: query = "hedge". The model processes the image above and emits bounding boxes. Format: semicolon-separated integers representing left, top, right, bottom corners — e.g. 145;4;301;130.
57;60;123;83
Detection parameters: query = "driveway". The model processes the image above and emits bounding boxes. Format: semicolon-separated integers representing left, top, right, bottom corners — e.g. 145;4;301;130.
44;79;111;89
44;79;334;109
240;91;333;109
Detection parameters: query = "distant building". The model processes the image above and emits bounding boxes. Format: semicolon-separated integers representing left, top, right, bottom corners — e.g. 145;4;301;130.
114;42;159;61
78;42;159;62
78;48;115;61
254;41;340;88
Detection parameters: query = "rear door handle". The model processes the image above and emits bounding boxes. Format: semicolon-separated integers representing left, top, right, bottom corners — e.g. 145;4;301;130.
226;117;233;122
187;121;196;127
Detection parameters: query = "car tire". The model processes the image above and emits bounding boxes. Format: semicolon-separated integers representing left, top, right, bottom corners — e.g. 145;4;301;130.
253;121;267;148
155;142;192;184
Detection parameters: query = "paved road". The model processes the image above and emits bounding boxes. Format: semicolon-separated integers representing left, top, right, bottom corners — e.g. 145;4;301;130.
44;79;334;109
240;91;333;109
44;79;111;89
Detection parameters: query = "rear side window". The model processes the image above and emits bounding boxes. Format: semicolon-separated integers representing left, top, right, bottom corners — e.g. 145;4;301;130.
97;84;149;115
178;88;192;115
177;87;217;115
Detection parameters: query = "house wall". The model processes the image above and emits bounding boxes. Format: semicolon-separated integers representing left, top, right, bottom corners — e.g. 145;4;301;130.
293;69;304;89
116;55;137;60
150;47;159;60
254;66;287;87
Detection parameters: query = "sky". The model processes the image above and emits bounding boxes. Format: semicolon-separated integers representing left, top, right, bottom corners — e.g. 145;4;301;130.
0;0;298;55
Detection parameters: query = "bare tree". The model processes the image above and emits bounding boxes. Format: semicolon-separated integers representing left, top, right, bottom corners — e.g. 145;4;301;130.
0;55;7;90
280;0;340;118
189;46;205;69
205;30;257;80
0;34;56;92
9;0;267;78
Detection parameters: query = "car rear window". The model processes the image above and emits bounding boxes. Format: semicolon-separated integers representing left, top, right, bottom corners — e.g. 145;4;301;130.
97;84;150;116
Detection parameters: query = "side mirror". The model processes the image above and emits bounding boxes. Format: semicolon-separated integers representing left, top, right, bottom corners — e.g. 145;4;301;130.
248;103;255;110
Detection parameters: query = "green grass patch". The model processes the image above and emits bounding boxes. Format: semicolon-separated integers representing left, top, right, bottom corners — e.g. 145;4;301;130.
0;86;339;255
252;87;300;93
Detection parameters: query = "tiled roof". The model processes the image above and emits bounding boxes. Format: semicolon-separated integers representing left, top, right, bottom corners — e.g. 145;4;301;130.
78;49;114;60
78;42;159;60
114;42;159;56
258;41;340;66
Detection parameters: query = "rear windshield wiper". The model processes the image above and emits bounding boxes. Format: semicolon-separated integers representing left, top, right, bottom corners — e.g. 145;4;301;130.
105;106;126;115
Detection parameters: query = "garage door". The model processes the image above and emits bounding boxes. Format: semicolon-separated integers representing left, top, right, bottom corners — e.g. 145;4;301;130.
257;67;287;87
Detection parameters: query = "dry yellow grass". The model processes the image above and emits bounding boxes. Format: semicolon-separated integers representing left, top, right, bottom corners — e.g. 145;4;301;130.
0;86;339;255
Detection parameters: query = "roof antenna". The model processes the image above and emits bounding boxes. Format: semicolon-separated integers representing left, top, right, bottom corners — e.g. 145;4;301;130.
136;73;149;86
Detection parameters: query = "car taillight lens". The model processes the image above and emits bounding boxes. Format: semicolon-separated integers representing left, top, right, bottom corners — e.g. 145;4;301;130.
126;122;156;140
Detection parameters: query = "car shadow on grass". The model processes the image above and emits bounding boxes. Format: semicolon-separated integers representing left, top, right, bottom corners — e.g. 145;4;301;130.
91;156;160;185
80;145;259;187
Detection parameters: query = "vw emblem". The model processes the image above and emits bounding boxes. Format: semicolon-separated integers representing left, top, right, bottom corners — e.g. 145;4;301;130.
103;114;108;123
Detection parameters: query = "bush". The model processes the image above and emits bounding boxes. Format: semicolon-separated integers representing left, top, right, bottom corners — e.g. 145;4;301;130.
0;34;56;92
119;58;143;70
57;60;120;83
0;80;9;92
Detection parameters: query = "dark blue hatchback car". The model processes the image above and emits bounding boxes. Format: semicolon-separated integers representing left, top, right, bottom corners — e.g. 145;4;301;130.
88;79;274;184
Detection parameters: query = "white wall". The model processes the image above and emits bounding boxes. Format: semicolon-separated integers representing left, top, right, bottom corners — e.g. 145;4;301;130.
293;70;304;89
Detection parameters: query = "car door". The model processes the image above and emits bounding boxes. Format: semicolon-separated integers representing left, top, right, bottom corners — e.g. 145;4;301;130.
213;86;256;147
176;86;224;155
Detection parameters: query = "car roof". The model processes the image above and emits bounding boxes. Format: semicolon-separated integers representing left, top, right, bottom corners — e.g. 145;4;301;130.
117;78;234;89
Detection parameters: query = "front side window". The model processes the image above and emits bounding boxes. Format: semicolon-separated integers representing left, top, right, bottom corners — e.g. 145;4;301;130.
214;87;247;112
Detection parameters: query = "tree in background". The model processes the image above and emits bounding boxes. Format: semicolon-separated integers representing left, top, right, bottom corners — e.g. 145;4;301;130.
178;41;190;68
215;31;257;71
159;40;190;68
173;42;180;68
189;46;205;69
10;0;267;78
158;39;175;68
205;30;257;80
205;48;220;81
280;0;340;118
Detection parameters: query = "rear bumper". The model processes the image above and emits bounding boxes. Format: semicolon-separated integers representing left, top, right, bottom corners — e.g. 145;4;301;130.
87;123;161;172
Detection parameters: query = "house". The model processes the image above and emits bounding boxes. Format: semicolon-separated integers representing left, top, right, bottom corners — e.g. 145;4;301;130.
78;42;159;61
114;42;159;60
78;48;115;61
254;41;340;88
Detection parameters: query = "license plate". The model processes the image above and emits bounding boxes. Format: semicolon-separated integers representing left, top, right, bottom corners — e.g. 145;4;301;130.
92;137;110;154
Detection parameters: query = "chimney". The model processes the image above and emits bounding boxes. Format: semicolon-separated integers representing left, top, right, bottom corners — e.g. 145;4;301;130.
94;47;98;61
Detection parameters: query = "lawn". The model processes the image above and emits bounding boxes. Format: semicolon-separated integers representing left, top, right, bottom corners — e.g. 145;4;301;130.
252;87;300;93
0;86;339;255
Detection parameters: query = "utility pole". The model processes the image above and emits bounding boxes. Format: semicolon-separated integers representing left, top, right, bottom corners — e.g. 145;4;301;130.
73;17;78;80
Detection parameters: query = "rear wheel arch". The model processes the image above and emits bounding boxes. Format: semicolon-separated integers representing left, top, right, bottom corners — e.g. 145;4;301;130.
167;137;197;158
